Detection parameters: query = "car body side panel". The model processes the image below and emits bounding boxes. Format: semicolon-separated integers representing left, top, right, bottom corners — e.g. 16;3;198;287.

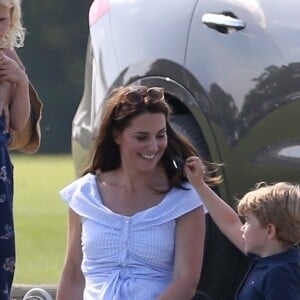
109;0;198;72
185;0;300;200
73;10;118;143
72;0;199;158
71;0;300;298
73;0;300;196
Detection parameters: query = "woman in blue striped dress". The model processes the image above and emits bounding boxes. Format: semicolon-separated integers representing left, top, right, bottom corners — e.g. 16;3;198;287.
57;86;221;300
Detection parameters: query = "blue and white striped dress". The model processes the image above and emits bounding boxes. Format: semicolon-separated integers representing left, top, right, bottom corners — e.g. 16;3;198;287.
60;173;205;300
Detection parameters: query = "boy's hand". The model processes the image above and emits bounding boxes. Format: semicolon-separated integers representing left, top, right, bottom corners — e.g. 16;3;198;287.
184;156;207;187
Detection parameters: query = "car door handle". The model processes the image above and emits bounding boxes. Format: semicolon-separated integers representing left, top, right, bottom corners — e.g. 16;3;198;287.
202;13;246;32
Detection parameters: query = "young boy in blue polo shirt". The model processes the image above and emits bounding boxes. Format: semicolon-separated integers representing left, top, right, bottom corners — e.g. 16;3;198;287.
185;156;300;300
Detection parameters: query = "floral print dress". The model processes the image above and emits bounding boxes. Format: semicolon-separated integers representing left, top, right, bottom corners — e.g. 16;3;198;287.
0;116;14;300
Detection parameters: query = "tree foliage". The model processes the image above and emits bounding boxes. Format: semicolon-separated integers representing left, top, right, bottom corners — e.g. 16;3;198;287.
18;0;91;153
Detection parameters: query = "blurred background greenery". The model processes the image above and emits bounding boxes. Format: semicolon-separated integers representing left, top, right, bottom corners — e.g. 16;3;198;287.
12;154;75;283
18;1;92;153
11;1;92;284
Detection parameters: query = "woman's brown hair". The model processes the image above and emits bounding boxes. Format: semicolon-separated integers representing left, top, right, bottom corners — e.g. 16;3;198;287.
83;85;221;189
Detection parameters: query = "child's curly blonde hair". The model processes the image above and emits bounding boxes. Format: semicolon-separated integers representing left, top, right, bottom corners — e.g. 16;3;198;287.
0;0;25;48
237;182;300;247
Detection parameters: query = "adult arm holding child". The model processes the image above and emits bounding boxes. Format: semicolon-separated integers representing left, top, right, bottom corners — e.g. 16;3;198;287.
0;50;30;131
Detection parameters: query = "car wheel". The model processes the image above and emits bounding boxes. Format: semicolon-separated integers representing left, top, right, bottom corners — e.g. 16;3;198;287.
169;114;248;300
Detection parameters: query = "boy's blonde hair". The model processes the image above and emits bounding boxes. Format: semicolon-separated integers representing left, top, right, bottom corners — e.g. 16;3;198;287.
237;182;300;247
0;0;25;48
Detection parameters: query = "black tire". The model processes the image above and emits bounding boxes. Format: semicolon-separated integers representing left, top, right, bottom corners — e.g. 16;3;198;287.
170;114;248;300
192;290;214;300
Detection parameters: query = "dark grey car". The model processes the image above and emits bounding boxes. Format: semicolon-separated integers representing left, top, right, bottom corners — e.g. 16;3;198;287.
72;0;300;299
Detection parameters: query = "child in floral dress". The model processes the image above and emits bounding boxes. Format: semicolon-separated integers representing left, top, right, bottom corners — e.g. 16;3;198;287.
0;1;42;299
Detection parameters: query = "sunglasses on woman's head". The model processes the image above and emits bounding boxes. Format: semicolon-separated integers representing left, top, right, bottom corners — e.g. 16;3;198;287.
122;87;165;104
114;87;165;119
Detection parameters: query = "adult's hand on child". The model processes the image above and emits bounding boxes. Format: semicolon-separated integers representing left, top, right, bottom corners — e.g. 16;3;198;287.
0;51;28;85
0;51;29;133
3;48;26;70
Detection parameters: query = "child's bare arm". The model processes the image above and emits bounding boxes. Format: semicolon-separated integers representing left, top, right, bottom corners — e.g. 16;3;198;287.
184;156;246;253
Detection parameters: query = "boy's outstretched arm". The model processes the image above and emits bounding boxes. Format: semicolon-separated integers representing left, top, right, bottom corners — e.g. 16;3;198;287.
184;156;246;254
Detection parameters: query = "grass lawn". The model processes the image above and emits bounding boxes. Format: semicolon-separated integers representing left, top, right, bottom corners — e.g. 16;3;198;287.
11;154;76;284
